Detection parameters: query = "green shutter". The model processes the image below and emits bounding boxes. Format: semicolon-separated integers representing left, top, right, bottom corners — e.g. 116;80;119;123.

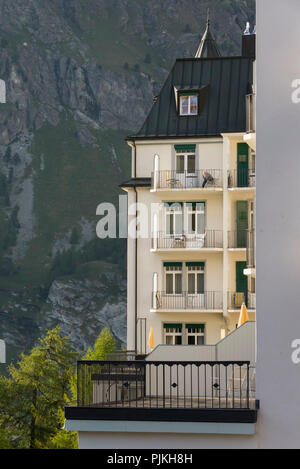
174;144;196;152
163;323;182;329
186;262;205;267
237;143;249;187
236;201;248;247
186;324;205;331
164;262;182;268
236;261;248;306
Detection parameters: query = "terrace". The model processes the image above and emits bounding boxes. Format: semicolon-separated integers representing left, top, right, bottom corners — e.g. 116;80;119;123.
65;360;258;424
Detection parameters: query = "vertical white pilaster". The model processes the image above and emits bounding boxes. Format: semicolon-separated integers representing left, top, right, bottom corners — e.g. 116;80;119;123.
126;188;137;351
222;136;230;320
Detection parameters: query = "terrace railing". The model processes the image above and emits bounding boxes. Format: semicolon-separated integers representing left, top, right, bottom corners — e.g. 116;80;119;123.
76;360;254;410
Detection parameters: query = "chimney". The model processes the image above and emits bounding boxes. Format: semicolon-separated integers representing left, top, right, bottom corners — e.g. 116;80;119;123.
242;23;256;58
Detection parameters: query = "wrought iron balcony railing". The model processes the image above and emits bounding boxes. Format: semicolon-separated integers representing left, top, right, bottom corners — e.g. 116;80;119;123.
228;230;247;249
152;170;223;190
153;291;223;311
228;169;256;188
228;292;246;310
152;231;223;250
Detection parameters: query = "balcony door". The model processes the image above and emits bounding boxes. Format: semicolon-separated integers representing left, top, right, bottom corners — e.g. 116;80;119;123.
186;202;206;248
164;263;183;310
187;263;205;309
176;152;196;188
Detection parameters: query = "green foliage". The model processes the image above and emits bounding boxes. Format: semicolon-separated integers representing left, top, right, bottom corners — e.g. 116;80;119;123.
144;54;152;64
0;327;78;449
0;427;11;449
83;327;116;361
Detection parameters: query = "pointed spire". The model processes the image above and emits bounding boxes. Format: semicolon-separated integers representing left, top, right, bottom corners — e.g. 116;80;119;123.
195;9;221;59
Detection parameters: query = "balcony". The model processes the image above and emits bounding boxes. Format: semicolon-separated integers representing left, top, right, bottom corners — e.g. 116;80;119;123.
152;291;223;312
152;170;223;191
228;231;247;249
65;360;257;424
228;292;256;311
152;231;223;251
228;169;256;189
228;292;246;310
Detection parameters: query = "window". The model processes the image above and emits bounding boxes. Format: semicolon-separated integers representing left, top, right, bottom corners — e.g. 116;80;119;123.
165;203;183;236
165;264;182;295
163;323;205;345
179;95;198;116
187;264;205;295
186;324;205;345
164;324;183;345
176;152;196;174
186;202;205;235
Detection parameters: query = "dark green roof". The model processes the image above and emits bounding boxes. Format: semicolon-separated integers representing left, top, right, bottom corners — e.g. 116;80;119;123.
128;56;254;140
120;178;151;188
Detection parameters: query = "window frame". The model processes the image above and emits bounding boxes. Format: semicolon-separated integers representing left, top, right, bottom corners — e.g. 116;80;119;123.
164;203;183;236
186;202;206;235
179;94;199;116
164;325;183;345
175;151;196;174
165;265;183;295
186;324;206;345
187;264;205;295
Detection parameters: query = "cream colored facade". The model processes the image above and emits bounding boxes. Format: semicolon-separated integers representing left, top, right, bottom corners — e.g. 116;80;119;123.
123;134;256;354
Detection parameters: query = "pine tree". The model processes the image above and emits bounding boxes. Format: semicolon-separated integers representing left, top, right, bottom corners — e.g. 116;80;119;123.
0;327;78;449
83;327;116;360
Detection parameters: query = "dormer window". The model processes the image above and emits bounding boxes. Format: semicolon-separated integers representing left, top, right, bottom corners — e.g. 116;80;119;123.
179;93;198;116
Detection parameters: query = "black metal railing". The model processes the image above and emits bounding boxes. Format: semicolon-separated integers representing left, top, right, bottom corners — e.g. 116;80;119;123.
247;229;255;268
228;230;247;249
76;360;254;410
153;291;223;310
152;170;223;190
228;292;246;310
228;169;256;188
152;231;223;250
246;93;256;133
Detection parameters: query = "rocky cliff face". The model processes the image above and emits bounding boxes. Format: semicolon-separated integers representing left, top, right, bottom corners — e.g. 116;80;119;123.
0;0;255;361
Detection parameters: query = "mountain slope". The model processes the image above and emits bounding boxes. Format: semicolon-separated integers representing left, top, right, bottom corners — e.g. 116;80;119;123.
0;0;255;362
